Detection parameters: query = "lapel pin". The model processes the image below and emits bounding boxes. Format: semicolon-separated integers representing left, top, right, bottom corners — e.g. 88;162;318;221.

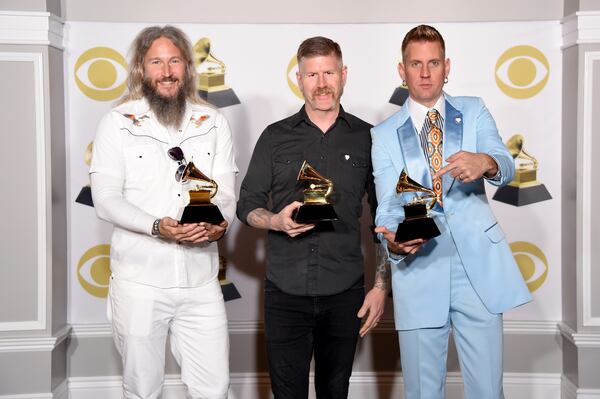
455;117;462;124
344;154;350;160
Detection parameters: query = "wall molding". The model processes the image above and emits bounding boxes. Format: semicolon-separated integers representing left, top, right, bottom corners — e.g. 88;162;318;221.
562;11;600;48
582;51;600;327
0;11;64;49
559;322;600;348
0;325;70;353
0;52;47;332
70;319;559;338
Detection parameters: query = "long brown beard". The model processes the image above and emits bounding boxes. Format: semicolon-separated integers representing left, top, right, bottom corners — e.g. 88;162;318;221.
142;76;189;128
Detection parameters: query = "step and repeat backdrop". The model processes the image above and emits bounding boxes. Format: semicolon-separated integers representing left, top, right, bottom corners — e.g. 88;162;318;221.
66;21;562;324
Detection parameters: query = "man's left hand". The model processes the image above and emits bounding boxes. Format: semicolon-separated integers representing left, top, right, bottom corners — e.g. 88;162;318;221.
357;287;387;337
180;220;228;243
433;151;498;183
199;220;228;243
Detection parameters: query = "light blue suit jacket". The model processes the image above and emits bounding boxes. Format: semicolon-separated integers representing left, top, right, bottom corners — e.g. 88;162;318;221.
371;94;532;330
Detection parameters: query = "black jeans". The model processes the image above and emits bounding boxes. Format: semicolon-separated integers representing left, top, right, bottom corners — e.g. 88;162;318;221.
264;279;365;399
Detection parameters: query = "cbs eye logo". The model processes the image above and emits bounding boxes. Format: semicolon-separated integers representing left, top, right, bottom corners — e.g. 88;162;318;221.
510;241;548;293
286;55;303;100
77;244;111;298
495;45;549;99
74;47;128;101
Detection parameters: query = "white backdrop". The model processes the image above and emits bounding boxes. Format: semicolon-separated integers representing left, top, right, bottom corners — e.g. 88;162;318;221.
65;21;562;324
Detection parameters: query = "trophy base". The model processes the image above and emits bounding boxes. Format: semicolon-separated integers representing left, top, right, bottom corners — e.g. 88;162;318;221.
198;88;240;108
180;204;225;224
395;216;441;243
76;185;94;207
220;280;241;301
492;184;552;207
389;86;410;106
293;204;338;224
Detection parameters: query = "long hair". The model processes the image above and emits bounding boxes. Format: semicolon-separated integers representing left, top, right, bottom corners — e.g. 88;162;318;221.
120;25;205;105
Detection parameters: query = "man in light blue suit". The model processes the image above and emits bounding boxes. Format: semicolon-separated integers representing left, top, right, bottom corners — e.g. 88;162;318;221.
371;25;531;399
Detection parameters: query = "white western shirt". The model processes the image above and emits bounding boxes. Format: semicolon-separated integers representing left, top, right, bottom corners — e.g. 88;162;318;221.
90;98;238;288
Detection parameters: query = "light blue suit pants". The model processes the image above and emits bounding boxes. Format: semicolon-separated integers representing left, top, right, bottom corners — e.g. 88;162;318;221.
397;223;505;399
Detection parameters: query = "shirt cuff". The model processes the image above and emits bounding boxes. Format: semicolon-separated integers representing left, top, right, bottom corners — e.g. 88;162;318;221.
483;154;502;182
379;239;406;265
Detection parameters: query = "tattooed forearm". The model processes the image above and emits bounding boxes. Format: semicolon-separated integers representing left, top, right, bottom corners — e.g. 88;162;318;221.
247;208;274;230
373;244;391;291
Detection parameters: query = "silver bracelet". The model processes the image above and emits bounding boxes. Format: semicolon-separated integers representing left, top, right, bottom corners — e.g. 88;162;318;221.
151;218;161;236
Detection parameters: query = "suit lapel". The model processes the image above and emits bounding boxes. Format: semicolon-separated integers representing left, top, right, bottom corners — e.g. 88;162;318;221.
443;98;463;197
395;111;430;189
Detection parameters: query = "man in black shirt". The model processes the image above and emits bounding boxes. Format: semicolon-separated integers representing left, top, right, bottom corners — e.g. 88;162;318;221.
237;36;389;399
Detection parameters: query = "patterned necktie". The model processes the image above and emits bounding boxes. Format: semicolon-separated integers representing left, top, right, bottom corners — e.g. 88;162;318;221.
427;109;443;204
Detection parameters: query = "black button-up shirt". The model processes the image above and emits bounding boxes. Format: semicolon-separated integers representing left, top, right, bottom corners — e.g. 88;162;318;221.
237;106;377;296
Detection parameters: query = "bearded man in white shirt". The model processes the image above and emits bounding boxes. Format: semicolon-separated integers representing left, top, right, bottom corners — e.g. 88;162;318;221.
90;25;237;399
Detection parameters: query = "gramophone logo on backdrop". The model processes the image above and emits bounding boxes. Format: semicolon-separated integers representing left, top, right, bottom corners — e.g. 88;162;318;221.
74;47;128;101
77;244;111;298
493;134;552;206
510;241;548;293
193;38;240;108
495;45;549;99
75;142;94;207
286;55;303;100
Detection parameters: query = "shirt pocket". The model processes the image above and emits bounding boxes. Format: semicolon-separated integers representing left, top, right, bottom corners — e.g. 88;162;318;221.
338;151;369;193
185;139;216;177
273;154;304;185
484;222;505;243
123;145;160;186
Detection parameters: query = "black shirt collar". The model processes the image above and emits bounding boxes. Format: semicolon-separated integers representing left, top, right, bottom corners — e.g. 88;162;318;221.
291;105;352;130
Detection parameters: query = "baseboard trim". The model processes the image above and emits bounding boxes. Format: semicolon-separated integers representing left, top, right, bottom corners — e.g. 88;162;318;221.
0;378;66;399
562;375;600;398
67;371;561;399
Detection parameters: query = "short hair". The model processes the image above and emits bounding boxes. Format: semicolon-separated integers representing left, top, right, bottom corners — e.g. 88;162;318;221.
297;36;343;65
120;25;202;104
401;25;446;62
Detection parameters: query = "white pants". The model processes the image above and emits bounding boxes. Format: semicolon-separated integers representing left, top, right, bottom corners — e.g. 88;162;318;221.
108;277;229;399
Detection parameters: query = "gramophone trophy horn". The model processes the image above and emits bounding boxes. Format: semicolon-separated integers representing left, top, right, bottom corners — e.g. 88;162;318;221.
297;161;334;203
492;134;551;207
396;169;438;210
292;161;338;223
193;37;240;108
394;168;441;243
178;161;225;224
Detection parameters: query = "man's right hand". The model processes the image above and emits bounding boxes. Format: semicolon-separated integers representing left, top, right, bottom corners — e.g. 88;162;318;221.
374;226;427;256
270;202;315;237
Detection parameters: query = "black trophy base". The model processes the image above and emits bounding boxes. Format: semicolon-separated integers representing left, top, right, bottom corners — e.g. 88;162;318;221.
180;204;225;224
493;184;552;207
198;88;240;108
395;217;441;243
293;204;338;224
389;86;410;106
76;185;94;207
220;280;241;301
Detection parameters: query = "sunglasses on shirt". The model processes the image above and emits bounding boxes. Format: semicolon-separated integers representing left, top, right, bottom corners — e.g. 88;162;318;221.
167;146;187;182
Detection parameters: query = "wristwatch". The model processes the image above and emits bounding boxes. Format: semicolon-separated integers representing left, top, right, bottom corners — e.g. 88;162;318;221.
151;218;161;236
